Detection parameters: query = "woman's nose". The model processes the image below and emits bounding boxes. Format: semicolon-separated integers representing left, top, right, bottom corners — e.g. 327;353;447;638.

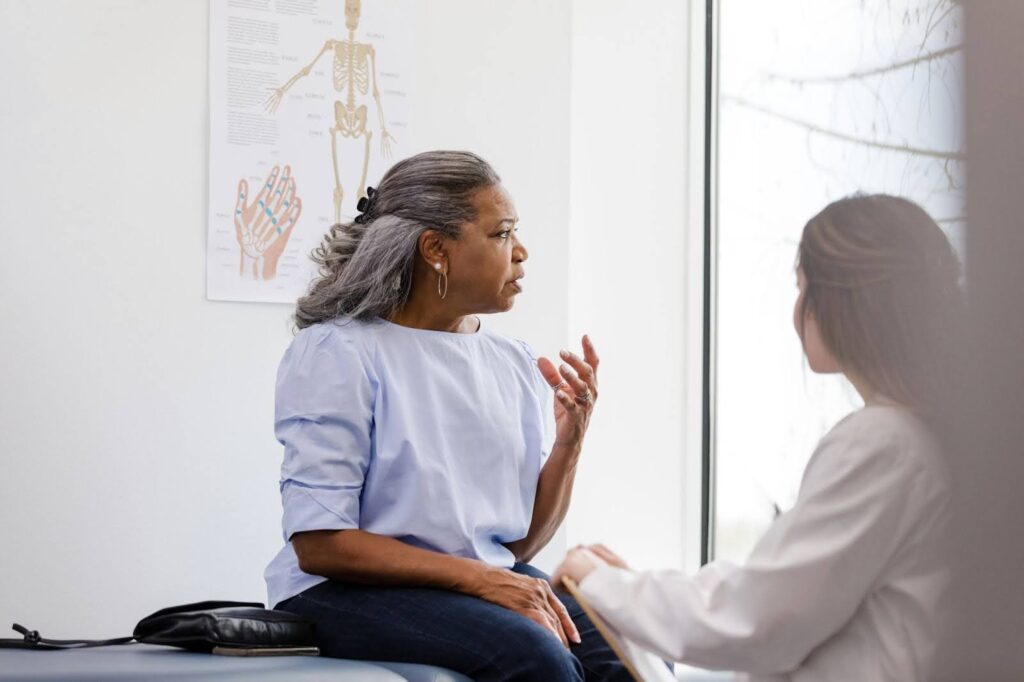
513;236;529;262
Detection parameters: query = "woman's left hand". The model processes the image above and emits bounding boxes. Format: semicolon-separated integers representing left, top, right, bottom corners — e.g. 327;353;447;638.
537;335;599;448
551;546;606;590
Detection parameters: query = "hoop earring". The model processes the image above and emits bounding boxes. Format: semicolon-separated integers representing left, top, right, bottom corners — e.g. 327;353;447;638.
437;271;448;300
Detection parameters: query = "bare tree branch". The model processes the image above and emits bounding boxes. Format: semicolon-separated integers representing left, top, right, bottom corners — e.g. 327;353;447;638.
764;44;962;86
918;2;957;54
723;94;967;161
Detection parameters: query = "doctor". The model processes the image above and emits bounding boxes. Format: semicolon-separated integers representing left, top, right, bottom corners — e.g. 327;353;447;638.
554;195;963;681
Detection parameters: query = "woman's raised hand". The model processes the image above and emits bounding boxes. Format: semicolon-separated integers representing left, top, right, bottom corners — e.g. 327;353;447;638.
470;566;581;648
537;335;599;449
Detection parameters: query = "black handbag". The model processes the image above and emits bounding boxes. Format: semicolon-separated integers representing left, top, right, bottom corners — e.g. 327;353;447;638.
1;600;316;653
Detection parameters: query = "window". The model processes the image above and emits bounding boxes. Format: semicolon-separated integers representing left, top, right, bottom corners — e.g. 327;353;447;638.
710;0;965;562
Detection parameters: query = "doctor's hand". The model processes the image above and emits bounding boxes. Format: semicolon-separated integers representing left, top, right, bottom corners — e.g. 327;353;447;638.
552;546;606;590
537;335;599;449
553;544;632;591
585;543;631;570
470;565;581;648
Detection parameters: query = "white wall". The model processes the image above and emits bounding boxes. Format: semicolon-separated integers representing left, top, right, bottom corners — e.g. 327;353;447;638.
566;0;699;572
0;0;571;637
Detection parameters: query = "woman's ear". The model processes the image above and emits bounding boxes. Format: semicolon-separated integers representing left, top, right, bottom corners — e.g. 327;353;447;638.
418;229;448;270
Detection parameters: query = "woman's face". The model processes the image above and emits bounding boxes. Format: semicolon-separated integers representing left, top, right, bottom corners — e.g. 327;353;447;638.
445;184;528;313
794;267;840;373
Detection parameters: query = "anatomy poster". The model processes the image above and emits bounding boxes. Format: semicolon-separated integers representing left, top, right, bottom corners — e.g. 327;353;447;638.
207;0;413;303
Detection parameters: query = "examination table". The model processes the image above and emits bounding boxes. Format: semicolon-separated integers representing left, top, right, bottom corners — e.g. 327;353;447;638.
0;644;733;680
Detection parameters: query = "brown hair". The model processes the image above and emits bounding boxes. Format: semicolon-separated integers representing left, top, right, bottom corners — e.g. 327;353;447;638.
797;194;964;414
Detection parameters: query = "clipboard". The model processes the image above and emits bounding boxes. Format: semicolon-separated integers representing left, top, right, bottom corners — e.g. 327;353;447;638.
561;577;677;682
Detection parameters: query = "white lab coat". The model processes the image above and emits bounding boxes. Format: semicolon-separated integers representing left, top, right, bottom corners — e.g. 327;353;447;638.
579;406;950;681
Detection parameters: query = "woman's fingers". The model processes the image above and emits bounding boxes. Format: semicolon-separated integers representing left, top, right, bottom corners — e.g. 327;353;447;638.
481;569;576;650
525;609;565;647
540;339;599;402
531;578;570;647
559;348;597;399
554;387;578;413
547;610;569;648
539;357;581;408
536;356;564;389
557;362;590;399
544;582;581;644
533;580;572;648
581;335;599;372
582;335;600;387
542;355;595;398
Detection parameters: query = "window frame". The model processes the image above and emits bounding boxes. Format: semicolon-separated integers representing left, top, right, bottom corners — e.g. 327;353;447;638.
682;0;718;571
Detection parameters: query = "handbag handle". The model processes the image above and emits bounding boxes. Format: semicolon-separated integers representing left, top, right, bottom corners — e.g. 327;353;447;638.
0;623;135;650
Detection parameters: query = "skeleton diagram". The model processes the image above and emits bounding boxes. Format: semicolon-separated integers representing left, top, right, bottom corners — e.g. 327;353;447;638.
265;0;395;223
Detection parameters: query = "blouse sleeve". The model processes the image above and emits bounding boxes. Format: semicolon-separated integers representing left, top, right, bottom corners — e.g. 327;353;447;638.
274;325;375;541
578;420;936;675
516;338;555;459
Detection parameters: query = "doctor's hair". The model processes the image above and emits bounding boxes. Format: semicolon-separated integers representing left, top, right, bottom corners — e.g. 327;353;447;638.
797;194;964;415
294;150;501;329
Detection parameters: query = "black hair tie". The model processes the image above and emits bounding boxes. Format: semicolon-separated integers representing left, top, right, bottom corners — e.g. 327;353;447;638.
354;186;378;224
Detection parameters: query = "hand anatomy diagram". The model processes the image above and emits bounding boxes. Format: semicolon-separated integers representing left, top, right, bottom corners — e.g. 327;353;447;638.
264;0;396;223
234;165;303;281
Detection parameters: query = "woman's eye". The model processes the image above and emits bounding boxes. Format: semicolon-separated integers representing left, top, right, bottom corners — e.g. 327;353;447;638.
497;230;511;239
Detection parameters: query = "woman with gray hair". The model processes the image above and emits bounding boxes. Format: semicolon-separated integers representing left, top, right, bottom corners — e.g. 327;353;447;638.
265;151;628;680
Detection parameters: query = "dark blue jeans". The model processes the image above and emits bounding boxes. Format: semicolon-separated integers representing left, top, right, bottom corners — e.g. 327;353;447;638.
276;562;632;681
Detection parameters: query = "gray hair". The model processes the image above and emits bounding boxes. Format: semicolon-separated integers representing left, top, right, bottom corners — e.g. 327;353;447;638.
294;150;501;329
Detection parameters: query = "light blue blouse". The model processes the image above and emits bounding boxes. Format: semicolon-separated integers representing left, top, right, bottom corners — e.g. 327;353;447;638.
264;316;551;608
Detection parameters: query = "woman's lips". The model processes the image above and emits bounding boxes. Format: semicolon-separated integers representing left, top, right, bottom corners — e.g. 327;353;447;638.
509;280;523;293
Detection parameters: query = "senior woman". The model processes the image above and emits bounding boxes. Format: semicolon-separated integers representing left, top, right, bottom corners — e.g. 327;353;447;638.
264;150;627;680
